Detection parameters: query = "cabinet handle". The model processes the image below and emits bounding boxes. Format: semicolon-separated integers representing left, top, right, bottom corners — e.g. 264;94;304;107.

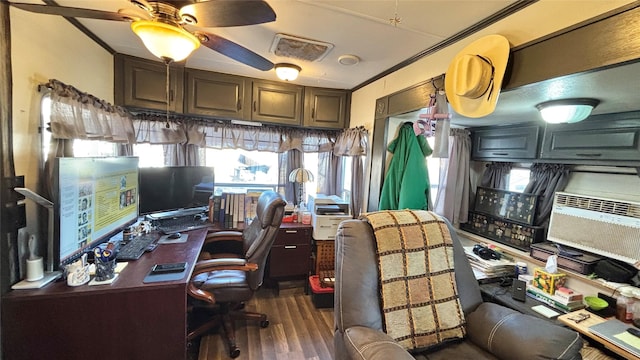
284;245;297;249
576;153;602;157
253;100;256;112
312;108;315;119
491;152;509;156
169;90;174;102
237;99;241;111
285;230;298;233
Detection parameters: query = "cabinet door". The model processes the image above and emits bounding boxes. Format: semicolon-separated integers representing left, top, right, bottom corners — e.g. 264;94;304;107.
269;244;311;278
274;227;312;246
251;80;303;126
114;54;184;112
471;124;540;160
303;88;349;129
540;113;640;161
185;69;249;119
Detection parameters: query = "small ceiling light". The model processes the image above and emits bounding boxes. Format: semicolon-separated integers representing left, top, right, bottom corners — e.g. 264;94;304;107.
338;54;360;66
275;63;301;81
131;20;200;62
536;98;600;124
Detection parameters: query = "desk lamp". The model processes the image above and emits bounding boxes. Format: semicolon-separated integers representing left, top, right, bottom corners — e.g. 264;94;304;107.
288;168;314;206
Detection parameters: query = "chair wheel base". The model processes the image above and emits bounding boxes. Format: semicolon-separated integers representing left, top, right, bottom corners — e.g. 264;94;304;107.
260;320;269;328
230;347;240;358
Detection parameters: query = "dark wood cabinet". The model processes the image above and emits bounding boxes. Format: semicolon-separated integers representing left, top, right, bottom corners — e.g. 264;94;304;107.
184;69;249;119
268;223;312;279
303;88;349;129
251;80;304;126
471;124;540;160
540;112;640;161
114;54;184;112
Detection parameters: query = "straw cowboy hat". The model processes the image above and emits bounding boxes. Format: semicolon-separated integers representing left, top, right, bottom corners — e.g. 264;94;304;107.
445;34;511;118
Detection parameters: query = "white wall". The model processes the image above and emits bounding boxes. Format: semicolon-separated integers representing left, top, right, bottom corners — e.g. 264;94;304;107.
11;7;113;246
350;0;637;211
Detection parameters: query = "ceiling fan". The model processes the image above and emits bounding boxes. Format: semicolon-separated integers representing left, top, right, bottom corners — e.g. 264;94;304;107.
10;0;276;70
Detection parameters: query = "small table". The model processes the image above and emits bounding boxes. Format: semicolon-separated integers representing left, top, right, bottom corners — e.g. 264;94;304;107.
479;281;562;324
559;310;640;360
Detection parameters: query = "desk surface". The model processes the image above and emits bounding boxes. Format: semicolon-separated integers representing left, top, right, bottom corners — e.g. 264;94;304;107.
2;228;208;360
559;310;640;360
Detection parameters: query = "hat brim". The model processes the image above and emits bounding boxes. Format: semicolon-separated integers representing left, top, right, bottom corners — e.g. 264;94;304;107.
445;34;510;118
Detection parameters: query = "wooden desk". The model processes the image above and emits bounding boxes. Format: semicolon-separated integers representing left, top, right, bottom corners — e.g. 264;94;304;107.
1;228;207;360
559;310;640;360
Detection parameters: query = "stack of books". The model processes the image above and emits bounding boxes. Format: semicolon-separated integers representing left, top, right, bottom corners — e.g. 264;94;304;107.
526;285;585;313
209;190;264;228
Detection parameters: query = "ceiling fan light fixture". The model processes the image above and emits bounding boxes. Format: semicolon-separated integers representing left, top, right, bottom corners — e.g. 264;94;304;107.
131;20;200;62
536;98;599;124
275;63;301;81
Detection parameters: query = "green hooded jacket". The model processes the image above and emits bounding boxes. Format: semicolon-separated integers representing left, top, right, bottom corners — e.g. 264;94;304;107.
379;122;432;210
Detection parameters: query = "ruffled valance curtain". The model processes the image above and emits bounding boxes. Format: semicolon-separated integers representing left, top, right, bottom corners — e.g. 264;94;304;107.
45;79;135;143
132;113;339;153
334;126;368;156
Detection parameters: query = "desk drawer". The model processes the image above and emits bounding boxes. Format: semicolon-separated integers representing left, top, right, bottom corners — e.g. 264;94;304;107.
274;227;311;246
269;244;311;277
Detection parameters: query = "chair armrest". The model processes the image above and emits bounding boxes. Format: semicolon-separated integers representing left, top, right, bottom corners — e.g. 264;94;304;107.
466;302;583;360
188;258;259;303
343;326;413;360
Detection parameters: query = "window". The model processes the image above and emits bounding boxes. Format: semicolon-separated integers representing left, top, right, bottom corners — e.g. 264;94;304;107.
204;148;280;194
507;168;531;192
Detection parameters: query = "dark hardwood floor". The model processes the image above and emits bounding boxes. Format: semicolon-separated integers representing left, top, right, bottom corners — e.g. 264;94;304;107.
194;284;334;360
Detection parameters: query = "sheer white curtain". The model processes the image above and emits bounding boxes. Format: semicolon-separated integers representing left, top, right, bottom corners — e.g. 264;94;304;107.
46;80;135;143
433;128;471;226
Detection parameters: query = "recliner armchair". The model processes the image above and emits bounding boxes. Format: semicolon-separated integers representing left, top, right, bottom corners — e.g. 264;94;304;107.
187;190;286;358
334;216;584;360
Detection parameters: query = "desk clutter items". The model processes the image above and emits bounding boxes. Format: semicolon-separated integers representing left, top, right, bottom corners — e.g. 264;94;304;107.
93;244;117;281
588;318;640;358
530;242;603;275
465;245;516;282
461;187;543;250
65;253;91;286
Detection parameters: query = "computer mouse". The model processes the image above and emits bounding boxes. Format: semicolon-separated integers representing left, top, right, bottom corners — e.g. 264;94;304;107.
168;232;181;239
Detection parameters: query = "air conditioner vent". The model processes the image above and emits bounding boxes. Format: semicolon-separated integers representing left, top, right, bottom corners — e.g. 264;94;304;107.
554;193;640;220
548;192;640;264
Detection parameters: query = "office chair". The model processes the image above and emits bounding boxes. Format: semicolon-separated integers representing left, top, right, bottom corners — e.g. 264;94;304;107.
187;190;286;358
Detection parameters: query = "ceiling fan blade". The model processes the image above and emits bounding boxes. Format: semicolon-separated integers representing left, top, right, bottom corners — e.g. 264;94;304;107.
10;3;133;21
181;1;276;27
199;32;274;71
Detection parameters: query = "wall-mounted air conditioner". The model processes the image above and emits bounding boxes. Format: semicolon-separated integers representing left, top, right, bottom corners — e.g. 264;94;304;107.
548;192;640;264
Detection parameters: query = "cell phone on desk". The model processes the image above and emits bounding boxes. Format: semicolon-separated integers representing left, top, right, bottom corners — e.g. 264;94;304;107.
151;262;187;274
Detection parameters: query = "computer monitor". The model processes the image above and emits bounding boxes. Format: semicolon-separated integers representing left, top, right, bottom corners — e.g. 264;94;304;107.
138;166;215;215
53;157;139;268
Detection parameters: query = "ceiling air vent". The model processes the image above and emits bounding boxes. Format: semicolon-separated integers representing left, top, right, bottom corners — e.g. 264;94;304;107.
270;33;334;62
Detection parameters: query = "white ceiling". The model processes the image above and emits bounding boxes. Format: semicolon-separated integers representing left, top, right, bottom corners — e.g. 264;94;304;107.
11;0;518;90
10;1;640;128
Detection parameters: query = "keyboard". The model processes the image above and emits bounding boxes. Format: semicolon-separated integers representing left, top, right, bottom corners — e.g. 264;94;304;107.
116;233;159;261
156;217;211;234
156;220;211;234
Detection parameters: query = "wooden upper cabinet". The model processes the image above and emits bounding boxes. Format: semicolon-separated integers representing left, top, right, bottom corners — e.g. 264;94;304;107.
114;54;184;112
540;112;640;161
303;88;349;129
251;80;303;126
471;124;540;160
184;69;249;120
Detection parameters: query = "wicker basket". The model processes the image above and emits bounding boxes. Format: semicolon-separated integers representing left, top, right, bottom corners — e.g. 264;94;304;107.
315;240;335;287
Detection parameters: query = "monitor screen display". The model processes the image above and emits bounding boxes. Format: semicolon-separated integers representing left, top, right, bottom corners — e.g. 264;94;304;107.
138;166;214;215
53;157;139;267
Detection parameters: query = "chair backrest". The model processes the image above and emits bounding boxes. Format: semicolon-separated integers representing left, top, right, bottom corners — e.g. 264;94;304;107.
241;190;286;289
334;216;484;344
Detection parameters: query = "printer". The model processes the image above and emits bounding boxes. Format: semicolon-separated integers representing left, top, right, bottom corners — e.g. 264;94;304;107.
307;194;351;240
